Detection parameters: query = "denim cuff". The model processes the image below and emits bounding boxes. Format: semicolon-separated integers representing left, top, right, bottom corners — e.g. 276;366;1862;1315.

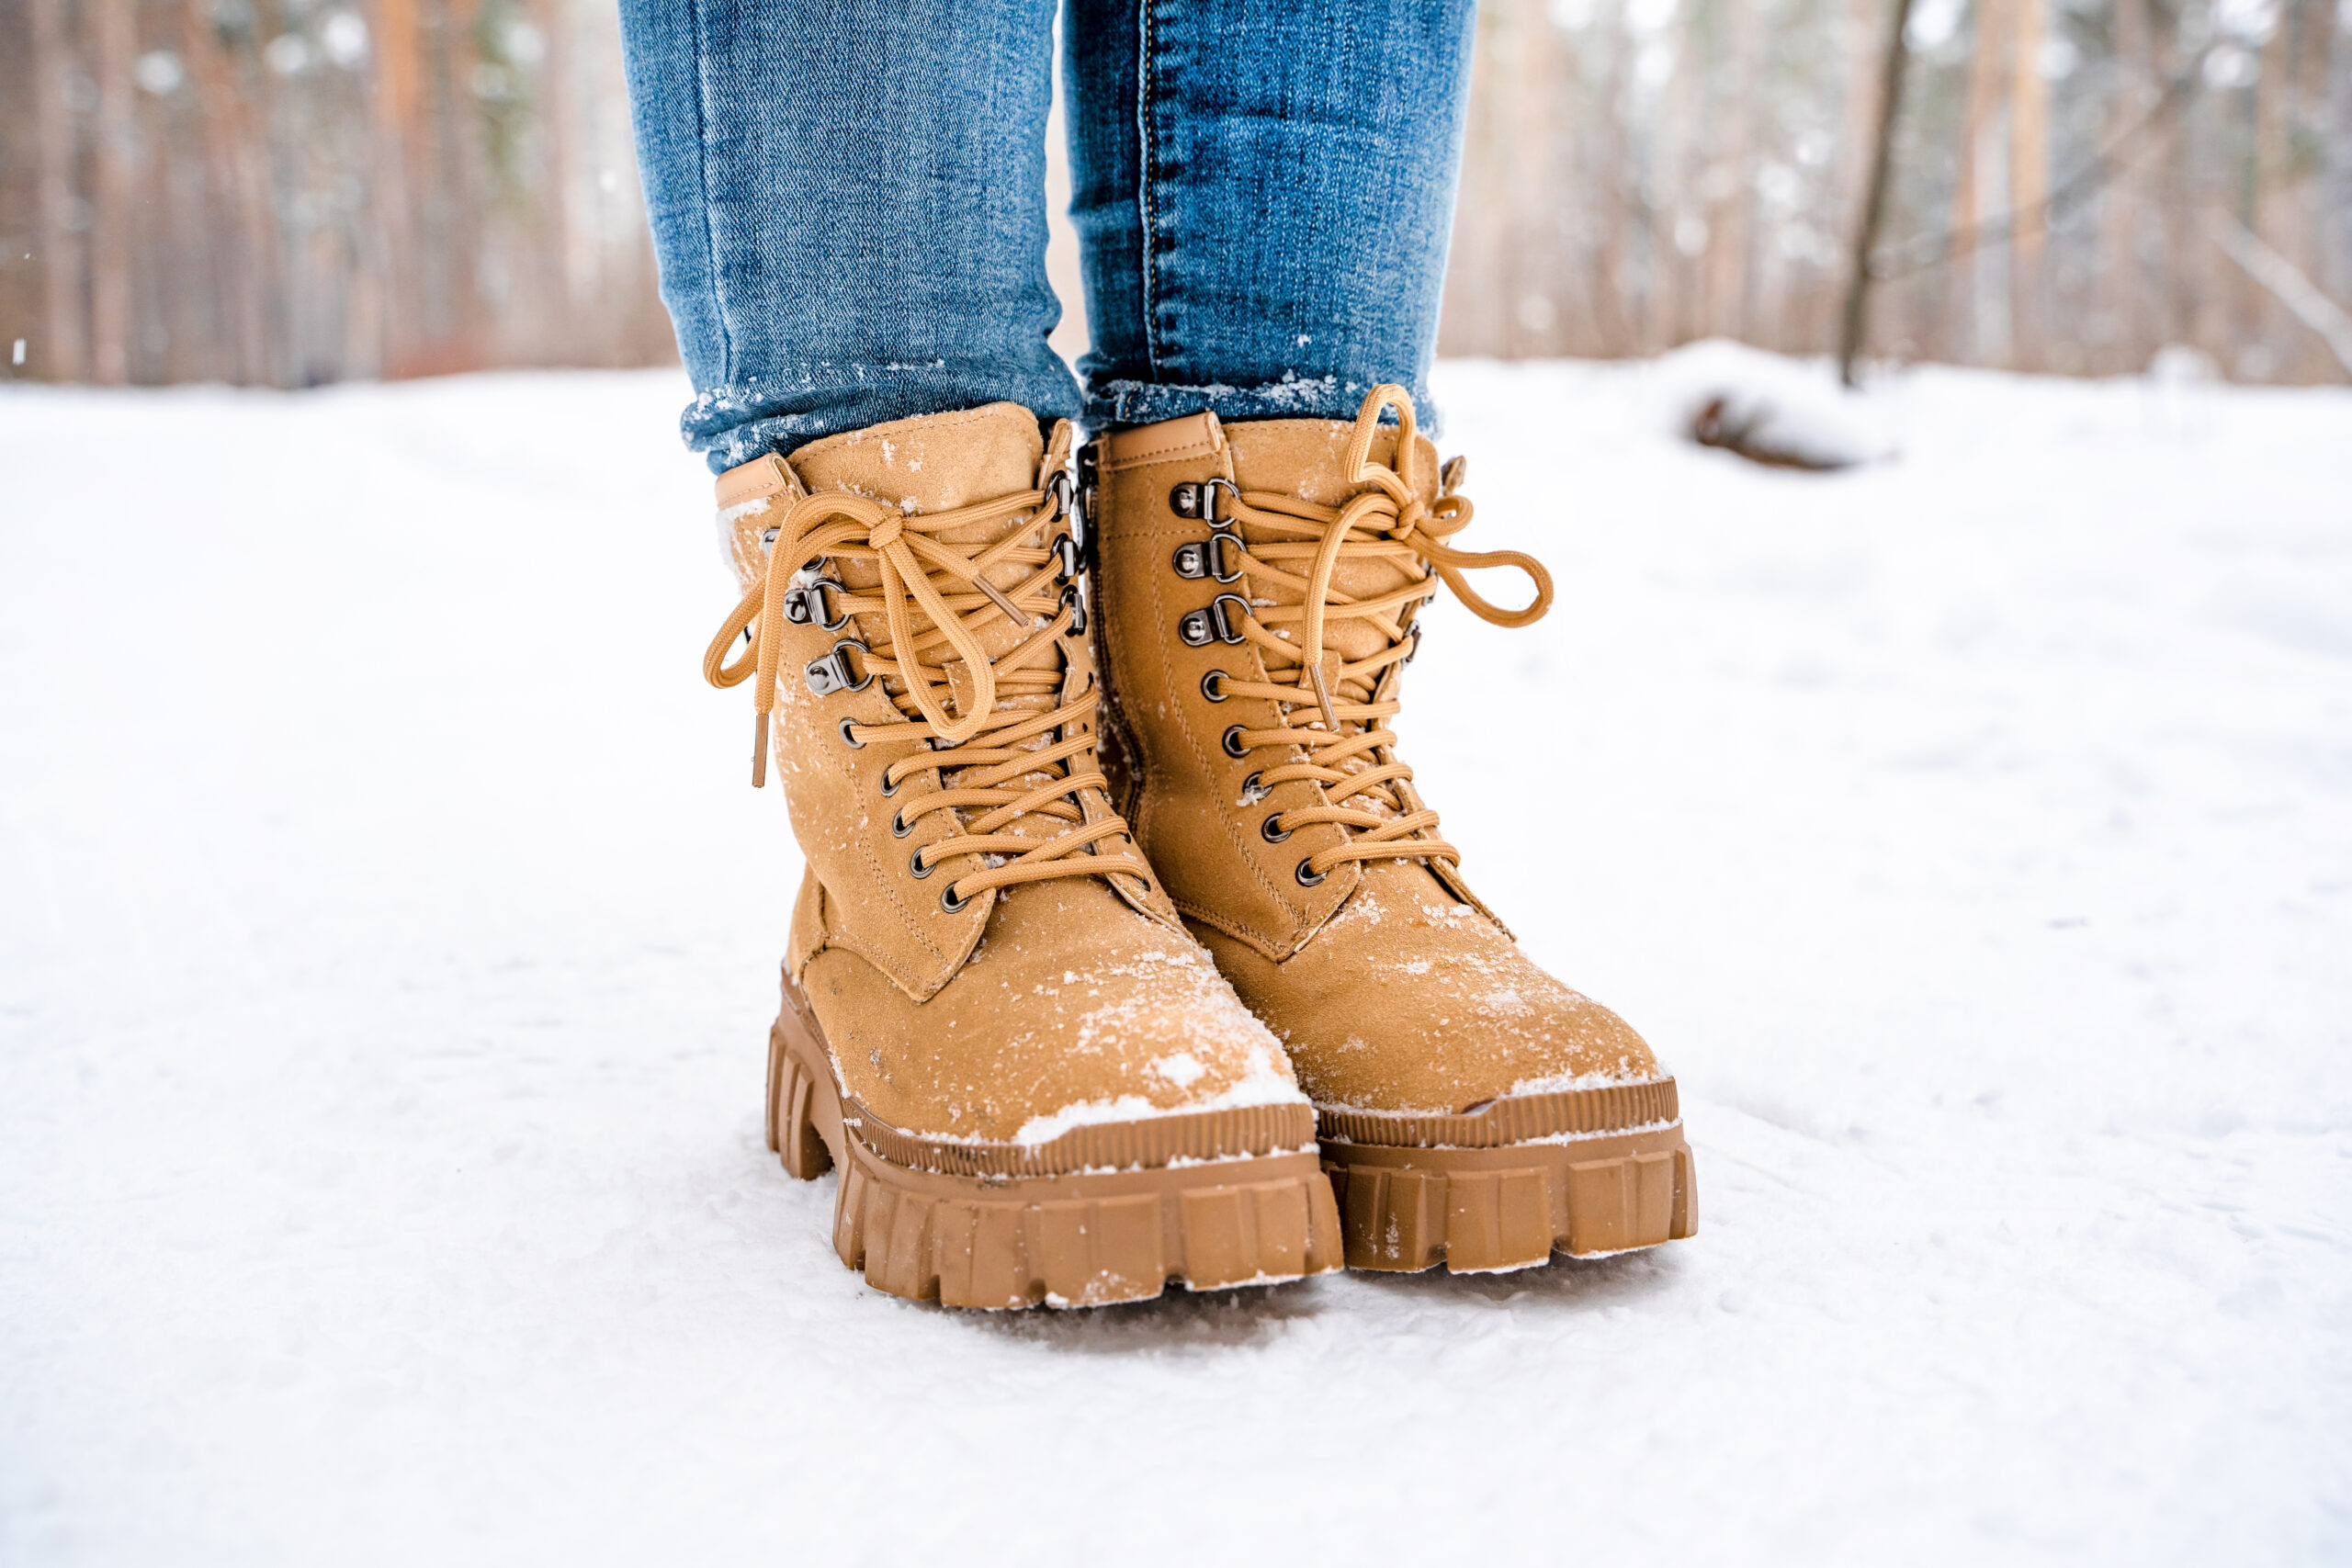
1083;375;1441;437
684;364;1084;474
690;400;881;475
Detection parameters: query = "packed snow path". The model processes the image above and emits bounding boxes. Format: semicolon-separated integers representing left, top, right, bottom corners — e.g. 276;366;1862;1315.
4;359;2346;1564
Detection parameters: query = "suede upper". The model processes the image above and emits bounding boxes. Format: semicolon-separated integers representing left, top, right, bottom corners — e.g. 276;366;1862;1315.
714;402;1308;1141
1088;402;1668;1117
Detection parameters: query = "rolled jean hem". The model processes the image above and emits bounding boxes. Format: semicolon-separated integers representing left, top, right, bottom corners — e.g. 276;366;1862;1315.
1083;374;1440;435
684;365;1085;473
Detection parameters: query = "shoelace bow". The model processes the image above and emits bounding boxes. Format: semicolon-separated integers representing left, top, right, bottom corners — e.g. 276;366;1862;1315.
1214;383;1554;881
702;470;1151;908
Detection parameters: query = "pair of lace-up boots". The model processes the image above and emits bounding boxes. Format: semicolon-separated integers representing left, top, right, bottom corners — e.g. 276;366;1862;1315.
705;387;1696;1308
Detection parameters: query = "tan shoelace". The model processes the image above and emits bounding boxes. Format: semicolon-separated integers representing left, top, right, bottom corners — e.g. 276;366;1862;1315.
1208;384;1553;882
702;466;1152;909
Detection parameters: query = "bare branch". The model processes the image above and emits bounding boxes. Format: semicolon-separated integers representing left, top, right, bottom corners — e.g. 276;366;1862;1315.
2209;209;2352;378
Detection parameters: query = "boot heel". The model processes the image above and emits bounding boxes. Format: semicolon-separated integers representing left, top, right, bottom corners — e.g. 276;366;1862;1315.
766;1011;835;1181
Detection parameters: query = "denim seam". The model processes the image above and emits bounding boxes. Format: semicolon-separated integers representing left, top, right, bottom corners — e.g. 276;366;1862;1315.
1136;0;1162;380
686;0;734;384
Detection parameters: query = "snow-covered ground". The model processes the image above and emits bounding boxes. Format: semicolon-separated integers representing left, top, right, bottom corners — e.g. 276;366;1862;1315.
3;357;2347;1565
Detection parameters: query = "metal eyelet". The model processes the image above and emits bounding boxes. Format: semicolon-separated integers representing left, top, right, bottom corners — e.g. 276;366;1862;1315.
804;638;872;697
1201;670;1229;702
838;717;864;749
783;575;849;630
1239;772;1263;801
1179;593;1250;648
909;850;933;879
759;526;780;548
889;810;910;839
940;884;973;914
1169;478;1240;524
1053;534;1080;581
1209;593;1250;642
1222;725;1250;759
1060;583;1088;635
1295;859;1328;886
878;772;899;798
1261;812;1292;843
1402;626;1423;664
1171;535;1244;582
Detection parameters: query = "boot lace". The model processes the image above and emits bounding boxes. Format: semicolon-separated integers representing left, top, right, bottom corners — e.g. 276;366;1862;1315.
1208;384;1552;882
702;463;1153;909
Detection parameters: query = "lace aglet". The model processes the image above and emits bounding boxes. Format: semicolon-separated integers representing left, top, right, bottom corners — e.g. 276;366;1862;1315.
975;575;1035;627
1306;660;1341;734
752;710;770;787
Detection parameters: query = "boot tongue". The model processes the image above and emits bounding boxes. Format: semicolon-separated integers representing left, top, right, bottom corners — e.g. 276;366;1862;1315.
1221;417;1481;913
788;402;1045;514
792;402;1080;854
1223;418;1439;511
1221;417;1441;687
787;401;1053;673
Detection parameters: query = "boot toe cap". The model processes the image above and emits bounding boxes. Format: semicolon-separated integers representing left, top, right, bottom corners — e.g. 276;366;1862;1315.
803;897;1305;1145
1189;882;1668;1117
1300;972;1664;1116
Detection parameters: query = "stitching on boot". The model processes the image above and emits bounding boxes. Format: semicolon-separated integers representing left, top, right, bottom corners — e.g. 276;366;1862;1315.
1101;413;1223;471
832;732;951;969
821;921;972;1007
716;453;794;511
1082;523;1182;935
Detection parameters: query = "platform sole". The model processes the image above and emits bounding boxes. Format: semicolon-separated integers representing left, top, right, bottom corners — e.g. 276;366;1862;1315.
1319;1089;1699;1274
764;978;1343;1309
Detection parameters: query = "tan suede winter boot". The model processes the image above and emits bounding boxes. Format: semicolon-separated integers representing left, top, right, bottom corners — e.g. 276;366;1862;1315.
704;404;1340;1308
1080;387;1697;1274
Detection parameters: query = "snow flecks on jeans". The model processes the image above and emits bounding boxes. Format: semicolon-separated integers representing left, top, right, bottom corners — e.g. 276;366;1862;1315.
1084;373;1443;435
681;359;1071;473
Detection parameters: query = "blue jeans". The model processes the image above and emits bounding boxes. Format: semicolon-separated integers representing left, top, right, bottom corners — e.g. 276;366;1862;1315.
618;0;1476;470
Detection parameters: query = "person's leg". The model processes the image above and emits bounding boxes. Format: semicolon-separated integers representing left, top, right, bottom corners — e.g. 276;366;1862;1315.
626;0;1341;1308
1069;0;1702;1274
619;0;1080;469
1062;0;1475;430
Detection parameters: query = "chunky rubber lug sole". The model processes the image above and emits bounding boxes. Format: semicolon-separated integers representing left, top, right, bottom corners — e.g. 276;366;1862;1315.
764;975;1343;1309
1317;1080;1699;1274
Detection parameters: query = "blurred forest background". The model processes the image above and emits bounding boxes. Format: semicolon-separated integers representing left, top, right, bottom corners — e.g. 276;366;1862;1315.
3;0;2348;388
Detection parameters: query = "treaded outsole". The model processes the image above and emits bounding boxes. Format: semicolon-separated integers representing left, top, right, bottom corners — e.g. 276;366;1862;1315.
1321;1124;1699;1273
766;995;1343;1309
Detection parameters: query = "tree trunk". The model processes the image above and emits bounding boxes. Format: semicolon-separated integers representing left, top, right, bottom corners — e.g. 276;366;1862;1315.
1951;0;2009;362
85;0;138;383
1592;1;1635;357
2326;2;2352;304
2007;0;2048;370
1838;0;1917;386
25;0;88;381
1646;6;1694;349
1710;0;1762;343
1834;0;1885;348
2098;0;2150;374
2253;0;2302;376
